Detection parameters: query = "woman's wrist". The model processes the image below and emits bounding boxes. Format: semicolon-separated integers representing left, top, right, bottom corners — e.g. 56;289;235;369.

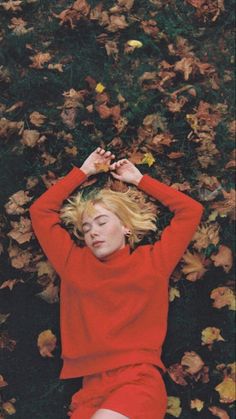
132;174;144;186
79;165;91;177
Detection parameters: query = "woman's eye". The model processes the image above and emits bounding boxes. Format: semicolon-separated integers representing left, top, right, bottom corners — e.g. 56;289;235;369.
98;222;106;226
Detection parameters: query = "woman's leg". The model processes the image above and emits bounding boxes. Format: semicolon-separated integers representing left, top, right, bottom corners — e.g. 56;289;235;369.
91;409;129;419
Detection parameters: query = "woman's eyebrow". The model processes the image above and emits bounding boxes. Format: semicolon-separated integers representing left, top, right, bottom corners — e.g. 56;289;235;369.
82;214;109;227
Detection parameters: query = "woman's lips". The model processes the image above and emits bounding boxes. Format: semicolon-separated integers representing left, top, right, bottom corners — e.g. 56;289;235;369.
92;241;104;247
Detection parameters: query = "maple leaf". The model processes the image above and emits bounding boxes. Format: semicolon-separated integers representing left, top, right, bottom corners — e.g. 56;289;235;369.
29;52;52;69
94;162;110;173
192;222;220;251
141;152;155;167
36;283;59;304
210;245;233;273
37;329;57;357
210;287;235;310
0;0;22;11
60;108;78;129
182;250;208;281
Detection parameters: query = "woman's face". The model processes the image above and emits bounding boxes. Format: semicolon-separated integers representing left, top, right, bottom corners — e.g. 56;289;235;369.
82;203;127;260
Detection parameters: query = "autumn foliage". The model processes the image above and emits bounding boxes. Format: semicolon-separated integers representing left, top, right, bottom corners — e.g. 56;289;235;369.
0;0;235;418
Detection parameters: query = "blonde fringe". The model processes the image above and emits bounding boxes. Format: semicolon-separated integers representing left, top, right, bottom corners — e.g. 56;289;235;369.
59;187;158;248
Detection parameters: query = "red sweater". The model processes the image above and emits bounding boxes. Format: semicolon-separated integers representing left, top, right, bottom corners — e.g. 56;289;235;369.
29;167;203;379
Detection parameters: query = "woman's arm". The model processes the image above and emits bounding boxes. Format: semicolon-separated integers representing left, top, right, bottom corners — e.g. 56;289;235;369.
29;148;115;276
110;159;204;279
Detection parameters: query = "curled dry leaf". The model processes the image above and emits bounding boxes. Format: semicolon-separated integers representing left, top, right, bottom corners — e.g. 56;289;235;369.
29;111;47;127
21;129;40;147
210;287;235;310
210;245;233;273
169;287;180;302
208;406;229;419
201;326;225;345
167;363;188;386
2;400;16;415
182;250;208;281
0;331;16;351
0;375;8;388
37;329;57;357
215;377;236;403
36;283;59;304
211;188;236;220
166;396;182;418
181;351;204;375
8;243;32;269
0;118;24;139
5;190;32;215
7;217;33;244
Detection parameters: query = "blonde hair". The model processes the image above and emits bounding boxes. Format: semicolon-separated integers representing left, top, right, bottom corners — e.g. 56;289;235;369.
59;187;158;248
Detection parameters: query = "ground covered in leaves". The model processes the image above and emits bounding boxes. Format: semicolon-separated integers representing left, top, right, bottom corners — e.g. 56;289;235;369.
0;0;235;418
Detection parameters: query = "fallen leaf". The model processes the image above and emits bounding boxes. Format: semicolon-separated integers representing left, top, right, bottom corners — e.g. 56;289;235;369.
141;152;155;167
210;287;235;310
60;108;78;129
29;52;52;69
182;250;208;281
95;82;105;93
210;245;233;273
181;351;204;374
7;217;33;244
0;313;10;325
29;111;47;126
215;377;236;403
201;326;225;345
94;162;110;172
166;396;182;417
190;399;204;411
169;287;180;302
2;400;16;415
211;189;236;220
5;190;32;215
208;405;229;419
0;331;16;351
167;363;189;386
37;329;57;357
21;129;41;147
192;222;220;251
0;375;8;388
36;283;59;304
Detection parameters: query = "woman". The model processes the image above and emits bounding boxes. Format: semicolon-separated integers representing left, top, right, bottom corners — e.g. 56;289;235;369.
29;147;204;419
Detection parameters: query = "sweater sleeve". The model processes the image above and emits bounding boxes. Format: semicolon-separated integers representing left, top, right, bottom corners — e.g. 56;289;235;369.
137;174;204;279
29;166;87;277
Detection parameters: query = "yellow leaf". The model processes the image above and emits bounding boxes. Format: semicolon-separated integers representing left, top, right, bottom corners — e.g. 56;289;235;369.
201;326;225;345
95;83;105;93
215;377;236;403
37;329;57;357
141;152;155;167
191;399;204;411
127;40;143;48
169;287;180;302
166;396;182;417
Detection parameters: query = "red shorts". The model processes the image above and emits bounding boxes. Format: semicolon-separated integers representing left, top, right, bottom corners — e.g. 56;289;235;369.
68;363;167;419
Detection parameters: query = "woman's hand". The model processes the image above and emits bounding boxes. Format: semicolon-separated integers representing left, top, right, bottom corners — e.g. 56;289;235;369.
109;159;143;186
80;147;115;177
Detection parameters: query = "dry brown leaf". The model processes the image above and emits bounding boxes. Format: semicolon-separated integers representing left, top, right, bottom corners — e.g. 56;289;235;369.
167;152;185;159
7;217;33;244
5;101;24;113
37;329;57;357
64;146;78;156
21;129;40;147
106;15;128;32
36;283;59;304
62;88;86;108
5;190;32;215
0;313;10;325
2;400;16;416
211;188;236;220
41;151;57;166
210;287;235;310
105;40;119;58
192;222;220;251
210;245;233;273
190;399;204;412
0;375;8;388
0;0;22;11
171;181;191;192
0;118;24;139
208;406;229;419
60;108;78;129
141;19;160;38
0;331;16;351
182;250;208;281
94;162;110;173
8;243;32;269
29;111;47;126
29;52;52;69
167;363;189;386
8;17;33;35
0;279;23;291
181;351;205;375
